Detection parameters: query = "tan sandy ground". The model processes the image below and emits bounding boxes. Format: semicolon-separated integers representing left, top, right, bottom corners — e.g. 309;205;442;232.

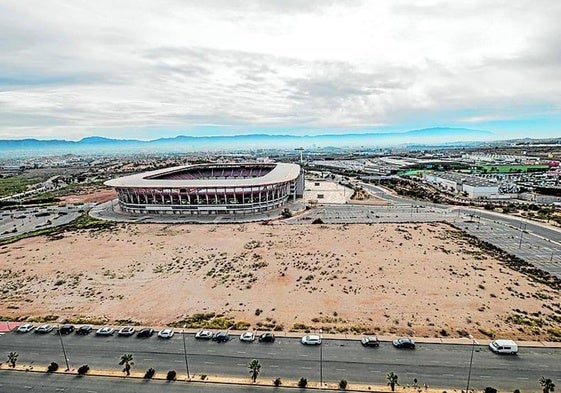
1;222;560;340
58;187;116;204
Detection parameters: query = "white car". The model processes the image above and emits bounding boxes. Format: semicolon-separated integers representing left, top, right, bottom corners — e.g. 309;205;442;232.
195;330;213;340
118;326;136;336
239;331;255;342
16;323;35;333
95;326;115;336
35;324;54;334
301;334;322;345
158;328;174;338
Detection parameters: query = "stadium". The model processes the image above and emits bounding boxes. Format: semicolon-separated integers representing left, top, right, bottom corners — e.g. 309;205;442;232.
105;162;304;215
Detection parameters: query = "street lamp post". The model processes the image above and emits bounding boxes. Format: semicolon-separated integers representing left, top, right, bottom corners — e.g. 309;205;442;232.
319;328;323;389
57;325;70;371
465;335;476;393
518;220;527;249
181;324;191;380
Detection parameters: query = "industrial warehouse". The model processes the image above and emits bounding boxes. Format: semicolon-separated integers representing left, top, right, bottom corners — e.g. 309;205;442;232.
104;162;304;215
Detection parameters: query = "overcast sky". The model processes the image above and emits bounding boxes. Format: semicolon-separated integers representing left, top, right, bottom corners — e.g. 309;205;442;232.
1;0;560;141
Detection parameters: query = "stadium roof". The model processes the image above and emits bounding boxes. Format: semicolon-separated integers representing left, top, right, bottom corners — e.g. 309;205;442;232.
105;163;301;188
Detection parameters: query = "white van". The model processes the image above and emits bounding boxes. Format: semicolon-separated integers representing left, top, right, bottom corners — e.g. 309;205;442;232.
489;339;518;354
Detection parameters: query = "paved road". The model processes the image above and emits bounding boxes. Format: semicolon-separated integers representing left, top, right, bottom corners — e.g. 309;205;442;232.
0;370;270;393
2;331;559;391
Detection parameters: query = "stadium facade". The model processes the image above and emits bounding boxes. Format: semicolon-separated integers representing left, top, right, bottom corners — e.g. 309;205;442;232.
105;163;304;215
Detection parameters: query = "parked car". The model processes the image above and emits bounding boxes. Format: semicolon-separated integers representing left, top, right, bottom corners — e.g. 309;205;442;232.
16;323;34;333
259;332;275;343
361;335;380;347
95;326;115;336
212;331;230;342
59;324;75;334
489;339;518;354
239;331;255;342
301;334;322;345
195;330;213;340
35;324;54;334
76;325;93;335
137;328;154;338
392;337;415;349
158;328;174;339
118;326;136;336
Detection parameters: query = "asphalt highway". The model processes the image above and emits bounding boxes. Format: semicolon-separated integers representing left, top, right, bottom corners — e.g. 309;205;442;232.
1;331;559;391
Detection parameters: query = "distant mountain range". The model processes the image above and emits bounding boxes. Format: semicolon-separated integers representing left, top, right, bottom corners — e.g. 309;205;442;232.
0;127;494;156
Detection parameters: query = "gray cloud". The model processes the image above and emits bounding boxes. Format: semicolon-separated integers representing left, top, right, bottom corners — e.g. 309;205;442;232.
0;0;560;139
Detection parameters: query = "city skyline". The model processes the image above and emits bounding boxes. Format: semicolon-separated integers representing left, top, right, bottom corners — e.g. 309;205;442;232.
1;1;560;142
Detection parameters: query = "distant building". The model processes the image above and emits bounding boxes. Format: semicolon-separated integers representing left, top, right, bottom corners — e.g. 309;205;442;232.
423;172;499;199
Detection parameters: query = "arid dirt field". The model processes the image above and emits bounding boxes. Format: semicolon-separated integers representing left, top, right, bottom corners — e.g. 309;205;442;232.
2;222;561;340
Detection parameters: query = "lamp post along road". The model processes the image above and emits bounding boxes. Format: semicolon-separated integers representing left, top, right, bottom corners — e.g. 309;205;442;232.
181;325;190;380
465;335;477;393
57;325;70;371
319;329;323;389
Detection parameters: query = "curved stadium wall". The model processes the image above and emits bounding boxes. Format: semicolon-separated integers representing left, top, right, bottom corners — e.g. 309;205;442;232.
105;163;304;215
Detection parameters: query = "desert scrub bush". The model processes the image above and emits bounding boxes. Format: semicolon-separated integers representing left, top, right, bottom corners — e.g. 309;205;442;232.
77;365;90;375
64;315;108;325
144;368;155;379
291;323;312;332
27;315;59;323
273;377;282;387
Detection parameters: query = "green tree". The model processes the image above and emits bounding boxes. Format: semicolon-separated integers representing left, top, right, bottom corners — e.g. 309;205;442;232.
119;353;134;376
539;376;556;393
7;351;18;368
248;359;261;383
387;371;399;392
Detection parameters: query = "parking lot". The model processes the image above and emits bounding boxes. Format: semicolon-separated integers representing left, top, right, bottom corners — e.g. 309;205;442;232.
292;203;454;224
0;203;94;241
457;214;561;277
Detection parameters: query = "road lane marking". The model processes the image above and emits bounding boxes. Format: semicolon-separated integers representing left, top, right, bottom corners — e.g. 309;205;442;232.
336;368;346;371
237;351;247;354
267;353;277;356
301;367;312;370
479;376;491;378
270;365;279;368
143;358;154;361
517;377;529;380
204;361;215;365
237;363;246;366
299;354;308;357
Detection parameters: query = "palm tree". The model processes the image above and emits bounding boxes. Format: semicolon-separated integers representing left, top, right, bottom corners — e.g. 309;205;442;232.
248;359;261;383
119;353;134;376
7;352;18;368
539;376;555;393
387;371;399;392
